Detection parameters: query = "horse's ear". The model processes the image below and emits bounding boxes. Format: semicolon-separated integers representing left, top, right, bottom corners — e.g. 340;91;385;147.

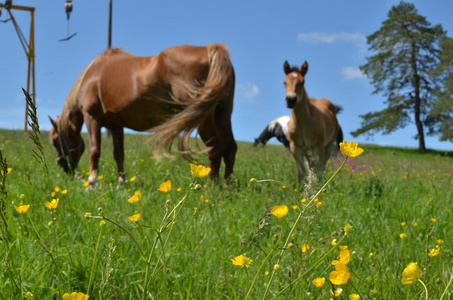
48;116;58;131
300;61;308;76
283;61;291;75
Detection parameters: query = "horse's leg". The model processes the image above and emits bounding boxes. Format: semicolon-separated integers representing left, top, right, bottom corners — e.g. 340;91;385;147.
219;118;237;180
110;127;125;184
290;142;306;182
315;143;326;172
84;114;102;184
198;114;224;181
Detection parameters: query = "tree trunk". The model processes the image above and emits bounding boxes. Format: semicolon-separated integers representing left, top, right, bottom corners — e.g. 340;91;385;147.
411;42;427;153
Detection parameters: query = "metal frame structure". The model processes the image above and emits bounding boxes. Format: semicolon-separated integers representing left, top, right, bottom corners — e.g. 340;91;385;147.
1;3;35;132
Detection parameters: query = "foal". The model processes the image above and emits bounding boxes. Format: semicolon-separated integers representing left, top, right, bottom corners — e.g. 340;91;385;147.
283;61;340;182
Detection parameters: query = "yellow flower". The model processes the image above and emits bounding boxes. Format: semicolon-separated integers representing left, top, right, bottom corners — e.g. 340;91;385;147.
129;176;136;182
25;292;34;299
301;244;310;253
312;277;325;287
14;204;30;214
83;182;89;187
339;141;364;158
401;262;421;284
7;167;12;174
431;218;437;223
190;164;211;178
127;212;142;222
301;198;307;203
292;205;298;210
271;205;288;218
400;233;407;239
231;254;253;268
400;221;406;226
315;201;323;208
413;222;418;227
329;263;351;285
332;248;350;265
62;292;90;300
54;187;60;192
157;180;171;193
177;188;181;192
51;191;56;197
435;237;444;244
349;294;360;300
128;191;141;204
44;198;59;210
97;174;104;180
428;246;440;257
62;189;68;195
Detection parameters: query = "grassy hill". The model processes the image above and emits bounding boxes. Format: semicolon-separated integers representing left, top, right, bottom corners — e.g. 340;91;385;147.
1;129;452;299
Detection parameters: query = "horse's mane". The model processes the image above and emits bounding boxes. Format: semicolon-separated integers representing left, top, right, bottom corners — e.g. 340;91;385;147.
58;48;126;134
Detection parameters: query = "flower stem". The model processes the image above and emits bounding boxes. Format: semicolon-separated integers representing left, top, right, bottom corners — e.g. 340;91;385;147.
418;279;429;300
87;225;103;295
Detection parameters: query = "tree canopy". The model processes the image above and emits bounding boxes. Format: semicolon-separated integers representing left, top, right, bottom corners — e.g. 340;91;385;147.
351;1;451;152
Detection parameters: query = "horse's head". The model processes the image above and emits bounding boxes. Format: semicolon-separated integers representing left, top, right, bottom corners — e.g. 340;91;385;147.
49;116;85;174
283;61;308;109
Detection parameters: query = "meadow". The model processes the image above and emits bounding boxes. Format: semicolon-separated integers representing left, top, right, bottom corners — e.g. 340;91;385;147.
1;120;452;299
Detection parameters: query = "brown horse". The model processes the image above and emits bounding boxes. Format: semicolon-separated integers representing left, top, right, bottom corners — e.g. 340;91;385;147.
49;44;237;184
283;60;340;182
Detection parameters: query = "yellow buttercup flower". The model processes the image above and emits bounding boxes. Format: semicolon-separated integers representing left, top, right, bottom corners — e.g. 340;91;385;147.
44;198;59;210
401;262;420;284
129;176;136;182
329;263;351;285
128;191;141;204
301;244;310;253
339;141;364;158
400;232;407;239
333;248;350;265
435;237;444;244
431;218;437;223
428;246;440;257
271;205;288;218
190;164;211;178
157;180;171;193
292;205;298;210
7;167;12;174
97;174;104;180
312;277;325;287
231;254;253;268
54;187;60;192
62;189;68;195
14;204;30;214
127;212;142;222
400;221;406;226
349;294;360;300
62;292;89;300
83;182;89;187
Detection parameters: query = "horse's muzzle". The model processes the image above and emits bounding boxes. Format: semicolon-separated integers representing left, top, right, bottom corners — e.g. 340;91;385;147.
286;96;297;108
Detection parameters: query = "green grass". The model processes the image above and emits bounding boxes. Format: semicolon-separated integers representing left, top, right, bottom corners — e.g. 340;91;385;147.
1;127;452;299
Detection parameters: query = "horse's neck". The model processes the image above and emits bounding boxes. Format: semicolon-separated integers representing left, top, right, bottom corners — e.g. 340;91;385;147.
292;89;312;123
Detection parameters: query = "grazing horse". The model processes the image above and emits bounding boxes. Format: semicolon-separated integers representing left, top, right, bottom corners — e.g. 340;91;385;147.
49;44;237;184
253;115;290;149
283;60;340;182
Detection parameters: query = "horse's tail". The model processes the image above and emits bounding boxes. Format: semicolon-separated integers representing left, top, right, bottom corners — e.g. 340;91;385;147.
151;44;235;155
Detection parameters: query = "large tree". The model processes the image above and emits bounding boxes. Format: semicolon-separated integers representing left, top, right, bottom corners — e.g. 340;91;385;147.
351;1;447;152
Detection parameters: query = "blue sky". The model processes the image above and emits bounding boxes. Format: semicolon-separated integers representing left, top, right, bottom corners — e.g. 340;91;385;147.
1;0;452;150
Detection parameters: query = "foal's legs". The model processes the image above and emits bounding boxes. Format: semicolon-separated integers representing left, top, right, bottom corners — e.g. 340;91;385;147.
290;142;307;182
84;114;102;184
110;127;125;184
